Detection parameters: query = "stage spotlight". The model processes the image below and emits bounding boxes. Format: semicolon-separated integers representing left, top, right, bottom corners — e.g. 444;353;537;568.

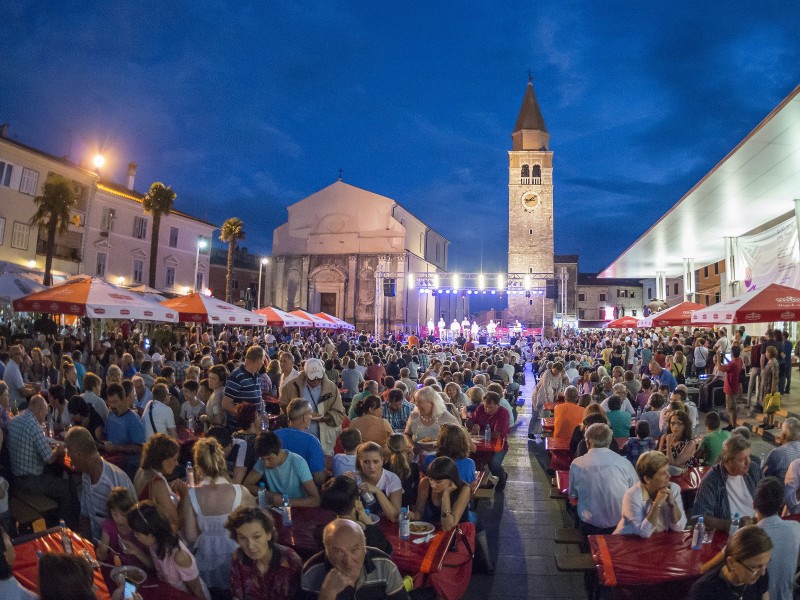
491;290;496;295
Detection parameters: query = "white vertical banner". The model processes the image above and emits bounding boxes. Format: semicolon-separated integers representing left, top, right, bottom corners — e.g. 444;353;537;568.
737;217;800;292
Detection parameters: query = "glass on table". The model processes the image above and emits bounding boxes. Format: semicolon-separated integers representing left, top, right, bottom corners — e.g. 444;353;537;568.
702;527;715;544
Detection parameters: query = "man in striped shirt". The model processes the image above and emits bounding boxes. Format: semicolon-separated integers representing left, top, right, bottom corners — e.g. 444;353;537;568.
223;345;265;431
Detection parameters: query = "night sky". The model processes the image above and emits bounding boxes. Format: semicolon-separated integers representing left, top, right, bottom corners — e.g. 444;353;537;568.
2;3;798;276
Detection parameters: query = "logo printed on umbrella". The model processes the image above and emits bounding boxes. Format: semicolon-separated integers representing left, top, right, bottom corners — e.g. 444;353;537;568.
32;302;41;310
109;293;134;301
94;308;106;314
144;310;153;317
120;309;130;315
781;311;796;319
713;314;719;319
49;303;60;311
215;304;233;311
745;312;761;321
725;314;732;320
776;296;800;303
166;313;175;319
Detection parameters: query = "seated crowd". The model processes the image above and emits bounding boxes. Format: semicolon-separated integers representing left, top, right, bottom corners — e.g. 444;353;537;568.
0;327;524;599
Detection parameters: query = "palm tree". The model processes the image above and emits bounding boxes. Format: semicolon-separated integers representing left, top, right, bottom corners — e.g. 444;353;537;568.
142;182;176;289
220;217;245;302
30;177;75;286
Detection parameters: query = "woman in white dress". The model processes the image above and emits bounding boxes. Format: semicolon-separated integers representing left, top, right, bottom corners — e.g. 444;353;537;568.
179;437;255;591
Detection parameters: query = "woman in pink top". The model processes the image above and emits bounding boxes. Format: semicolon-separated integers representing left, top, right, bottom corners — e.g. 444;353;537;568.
125;501;210;600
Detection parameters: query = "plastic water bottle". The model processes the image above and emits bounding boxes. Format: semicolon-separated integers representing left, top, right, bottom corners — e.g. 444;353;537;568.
399;506;410;540
188;415;195;433
729;513;740;537
258;482;268;509
186;462;195;487
59;519;74;554
260;408;268;431
42;375;50;393
636;407;642;421
484;424;492;444
691;517;705;550
282;494;293;527
760;452;766;466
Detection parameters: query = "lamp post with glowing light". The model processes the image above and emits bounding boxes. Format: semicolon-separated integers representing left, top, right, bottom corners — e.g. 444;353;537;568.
93;154;105;173
257;257;269;309
194;239;207;293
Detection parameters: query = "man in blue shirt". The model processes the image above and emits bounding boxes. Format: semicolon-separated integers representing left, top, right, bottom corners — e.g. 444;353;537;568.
649;361;677;393
382;389;413;431
223;345;265;430
275;399;327;485
101;382;145;477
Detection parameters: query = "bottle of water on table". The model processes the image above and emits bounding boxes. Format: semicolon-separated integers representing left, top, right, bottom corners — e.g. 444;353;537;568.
282;493;293;526
186;461;195;487
399;506;410;540
484;424;492;444
691;516;705;550
728;513;740;537
258;482;268;509
59;519;74;554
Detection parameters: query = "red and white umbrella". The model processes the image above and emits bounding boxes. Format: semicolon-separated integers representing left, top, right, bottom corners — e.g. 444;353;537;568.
254;306;312;328
13;277;178;322
290;309;338;329
315;312;355;330
605;316;640;329
637;301;706;328
161;292;266;325
691;284;800;324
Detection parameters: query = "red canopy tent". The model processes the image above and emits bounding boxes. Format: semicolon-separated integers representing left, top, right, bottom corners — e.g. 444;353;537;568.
160;292;266;325
691;283;800;324
289;309;337;329
254;306;312;328
638;301;705;327
314;312;355;331
13;276;178;322
605;316;640;329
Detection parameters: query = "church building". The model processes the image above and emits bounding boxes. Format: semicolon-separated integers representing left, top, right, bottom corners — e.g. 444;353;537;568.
506;79;556;331
268;180;448;333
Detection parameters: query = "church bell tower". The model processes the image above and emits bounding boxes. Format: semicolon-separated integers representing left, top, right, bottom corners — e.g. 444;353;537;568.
507;78;554;331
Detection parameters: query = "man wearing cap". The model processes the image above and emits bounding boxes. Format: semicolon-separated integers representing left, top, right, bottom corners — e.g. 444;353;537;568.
223;345;266;431
280;358;345;455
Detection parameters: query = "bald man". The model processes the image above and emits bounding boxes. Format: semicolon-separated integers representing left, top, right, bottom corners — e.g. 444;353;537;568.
299;519;408;600
7;395;79;526
65;426;135;540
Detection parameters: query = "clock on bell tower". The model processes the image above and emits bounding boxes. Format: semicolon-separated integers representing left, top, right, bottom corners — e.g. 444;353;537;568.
507;77;554;331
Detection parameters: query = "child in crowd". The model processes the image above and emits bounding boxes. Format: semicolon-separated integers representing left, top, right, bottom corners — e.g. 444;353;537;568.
332;427;361;477
635;376;652;409
385;433;420;507
623;421;657;465
179;380;205;425
126;500;211;600
694;411;729;466
96;487;148;568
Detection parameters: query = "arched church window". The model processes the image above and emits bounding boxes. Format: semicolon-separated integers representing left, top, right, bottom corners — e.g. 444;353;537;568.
531;164;541;184
520;164;530;185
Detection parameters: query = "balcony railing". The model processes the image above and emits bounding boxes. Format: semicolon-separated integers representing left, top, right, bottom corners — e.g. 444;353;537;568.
520;177;541;185
36;239;82;262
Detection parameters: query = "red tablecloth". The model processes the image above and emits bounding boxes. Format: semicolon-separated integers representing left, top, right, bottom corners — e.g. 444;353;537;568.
101;566;193;600
269;507;450;576
376;517;455;575
588;531;726;599
545;437;572;470
671;466;706;493
471;436;504;471
13;528;111;599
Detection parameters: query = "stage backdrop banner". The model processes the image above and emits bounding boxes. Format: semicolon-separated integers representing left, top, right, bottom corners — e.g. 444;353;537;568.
737;217;800;292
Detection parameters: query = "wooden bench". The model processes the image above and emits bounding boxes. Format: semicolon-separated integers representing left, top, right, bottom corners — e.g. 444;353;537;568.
10;491;58;533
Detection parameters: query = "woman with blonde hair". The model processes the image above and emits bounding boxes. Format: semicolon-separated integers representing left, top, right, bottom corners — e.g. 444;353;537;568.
404;386;459;446
179;437;253;592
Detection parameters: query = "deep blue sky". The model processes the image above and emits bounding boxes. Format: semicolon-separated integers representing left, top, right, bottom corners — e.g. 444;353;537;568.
2;3;798;275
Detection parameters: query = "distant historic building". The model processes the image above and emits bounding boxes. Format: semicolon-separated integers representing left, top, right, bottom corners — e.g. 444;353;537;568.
268;180;447;332
506;79;555;330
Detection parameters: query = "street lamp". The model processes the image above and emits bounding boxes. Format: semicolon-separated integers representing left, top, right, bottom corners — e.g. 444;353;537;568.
194;239;208;293
92;154;105;172
257;257;269;309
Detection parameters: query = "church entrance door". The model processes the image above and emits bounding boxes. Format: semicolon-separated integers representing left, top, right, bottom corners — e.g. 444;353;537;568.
320;292;337;316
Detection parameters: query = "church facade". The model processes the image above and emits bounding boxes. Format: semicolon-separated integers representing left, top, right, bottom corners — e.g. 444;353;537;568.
505;79;555;331
268;180;447;333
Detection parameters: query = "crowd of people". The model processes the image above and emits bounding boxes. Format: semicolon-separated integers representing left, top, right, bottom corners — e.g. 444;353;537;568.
0;324;530;599
2;321;800;598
